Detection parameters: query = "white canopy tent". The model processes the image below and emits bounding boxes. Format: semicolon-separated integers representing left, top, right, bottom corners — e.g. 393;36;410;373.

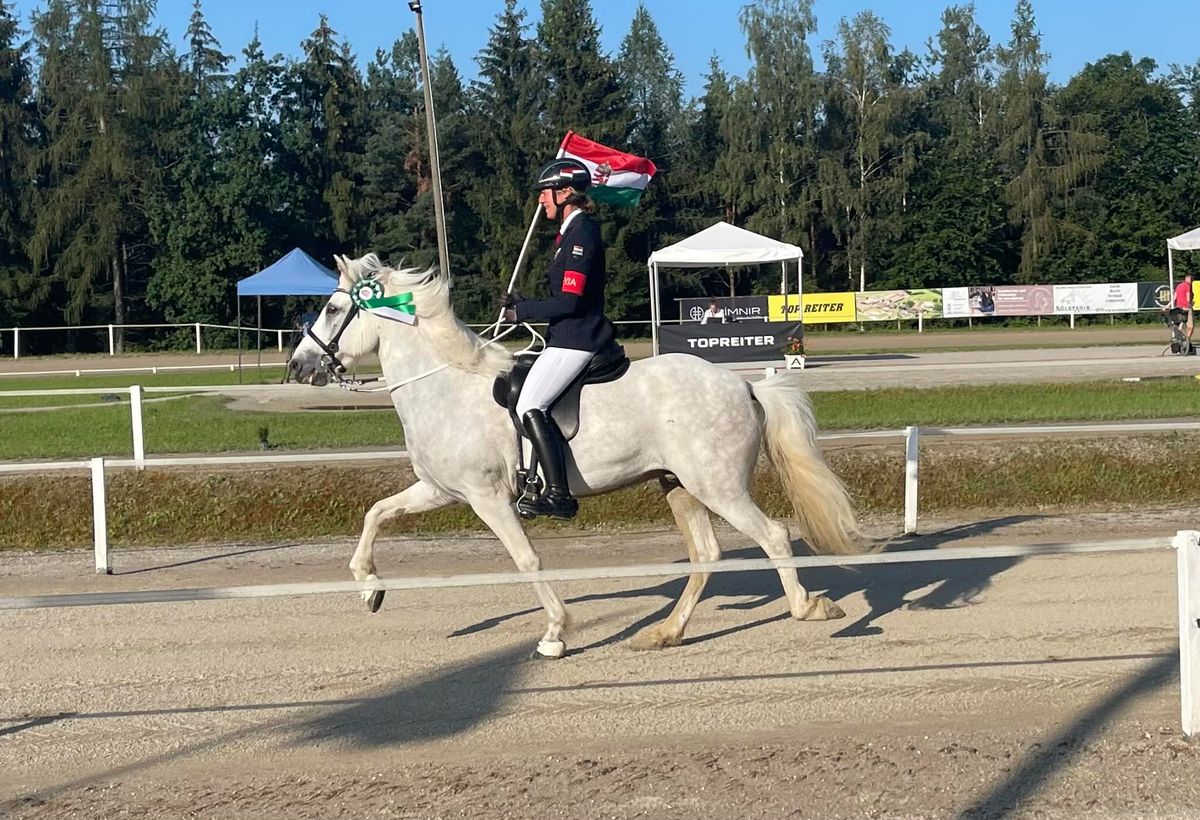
1168;226;1200;291
646;221;804;354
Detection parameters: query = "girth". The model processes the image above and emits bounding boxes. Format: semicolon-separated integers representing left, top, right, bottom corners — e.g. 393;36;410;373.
492;343;630;441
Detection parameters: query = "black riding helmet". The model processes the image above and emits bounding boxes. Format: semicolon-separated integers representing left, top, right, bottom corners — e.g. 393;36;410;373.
533;159;591;194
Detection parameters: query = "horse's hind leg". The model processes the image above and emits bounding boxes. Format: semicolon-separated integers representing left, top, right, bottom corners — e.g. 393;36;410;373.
468;493;571;659
702;492;844;622
629;478;723;651
351;480;452;612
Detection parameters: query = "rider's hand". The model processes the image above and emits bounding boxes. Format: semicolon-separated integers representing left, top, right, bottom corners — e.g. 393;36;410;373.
502;290;523;309
501;307;518;324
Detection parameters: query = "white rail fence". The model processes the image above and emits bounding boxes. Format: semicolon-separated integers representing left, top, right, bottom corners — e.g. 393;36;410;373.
0;531;1196;738
2;319;665;360
3;378;1199;571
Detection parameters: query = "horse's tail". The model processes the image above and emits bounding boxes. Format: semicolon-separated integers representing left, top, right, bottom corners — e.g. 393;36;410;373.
750;373;865;556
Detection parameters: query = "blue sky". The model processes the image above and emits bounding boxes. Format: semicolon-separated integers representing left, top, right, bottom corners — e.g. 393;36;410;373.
9;0;1199;97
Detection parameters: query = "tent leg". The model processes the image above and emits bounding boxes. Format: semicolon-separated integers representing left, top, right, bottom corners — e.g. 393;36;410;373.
648;263;658;357
257;296;262;378
1169;247;1175;294
237;299;243;384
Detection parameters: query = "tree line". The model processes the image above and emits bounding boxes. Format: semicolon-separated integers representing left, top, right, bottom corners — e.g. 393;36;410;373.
0;0;1197;350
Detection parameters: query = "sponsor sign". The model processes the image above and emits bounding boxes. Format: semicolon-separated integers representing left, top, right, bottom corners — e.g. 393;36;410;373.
1052;283;1137;315
942;285;1054;317
768;293;856;323
854;289;943;321
1137;282;1173;311
658;321;804;364
678;296;768;324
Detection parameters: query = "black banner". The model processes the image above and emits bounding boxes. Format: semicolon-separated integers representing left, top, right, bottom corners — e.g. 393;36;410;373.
659;321;804;364
1138;282;1172;310
677;296;769;324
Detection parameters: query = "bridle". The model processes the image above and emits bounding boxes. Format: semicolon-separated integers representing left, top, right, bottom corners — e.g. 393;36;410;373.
301;276;542;394
303;288;370;387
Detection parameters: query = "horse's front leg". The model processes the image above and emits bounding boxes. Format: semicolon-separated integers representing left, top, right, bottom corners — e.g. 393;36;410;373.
351;479;453;612
468;493;571;659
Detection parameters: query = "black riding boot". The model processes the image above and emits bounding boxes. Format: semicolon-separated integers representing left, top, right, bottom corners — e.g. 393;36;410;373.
518;409;579;520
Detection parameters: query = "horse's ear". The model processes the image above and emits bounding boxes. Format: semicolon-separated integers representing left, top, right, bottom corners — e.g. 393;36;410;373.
334;255;352;289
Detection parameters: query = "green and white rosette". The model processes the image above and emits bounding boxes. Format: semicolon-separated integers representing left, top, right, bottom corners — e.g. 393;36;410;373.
350;278;416;325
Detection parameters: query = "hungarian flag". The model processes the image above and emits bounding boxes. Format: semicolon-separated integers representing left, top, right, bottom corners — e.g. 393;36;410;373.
558;131;657;207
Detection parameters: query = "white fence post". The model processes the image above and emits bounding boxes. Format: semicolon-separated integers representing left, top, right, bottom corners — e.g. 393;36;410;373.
129;385;145;469
917;311;924;334
904;426;919;535
277;329;284;352
194;323;202;354
1069;313;1076;329
91;457;110;575
107;324;115;355
11;327;17;359
1175;529;1200;737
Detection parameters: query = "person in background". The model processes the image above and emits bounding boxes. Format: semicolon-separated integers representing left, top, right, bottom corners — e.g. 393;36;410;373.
1174;271;1194;343
700;299;726;325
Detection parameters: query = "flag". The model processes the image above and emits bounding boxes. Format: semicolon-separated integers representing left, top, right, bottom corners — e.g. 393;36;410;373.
558;131;657;207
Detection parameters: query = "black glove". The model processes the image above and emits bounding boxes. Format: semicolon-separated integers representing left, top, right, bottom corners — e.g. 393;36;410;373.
501;307;518;324
502;290;523;309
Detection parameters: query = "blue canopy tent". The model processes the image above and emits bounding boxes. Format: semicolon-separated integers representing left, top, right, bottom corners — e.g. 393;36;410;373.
235;248;339;377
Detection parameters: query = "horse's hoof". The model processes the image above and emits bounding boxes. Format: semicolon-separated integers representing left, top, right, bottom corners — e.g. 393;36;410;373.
360;574;385;613
530;639;566;660
628;626;682;651
797;595;845;621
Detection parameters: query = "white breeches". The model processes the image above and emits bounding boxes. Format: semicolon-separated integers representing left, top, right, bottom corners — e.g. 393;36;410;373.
515;347;593;417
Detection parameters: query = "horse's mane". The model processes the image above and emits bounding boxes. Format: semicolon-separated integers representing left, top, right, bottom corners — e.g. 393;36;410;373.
349;254;512;377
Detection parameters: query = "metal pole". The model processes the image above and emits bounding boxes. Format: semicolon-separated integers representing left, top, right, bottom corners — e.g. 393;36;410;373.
256;296;262;378
91;457;110;574
236;299;243;384
409;0;451;285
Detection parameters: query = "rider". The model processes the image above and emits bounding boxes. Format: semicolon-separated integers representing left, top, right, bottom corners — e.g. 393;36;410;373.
501;158;618;520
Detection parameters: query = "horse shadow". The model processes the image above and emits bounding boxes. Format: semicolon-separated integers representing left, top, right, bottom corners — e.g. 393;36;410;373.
450;516;1039;651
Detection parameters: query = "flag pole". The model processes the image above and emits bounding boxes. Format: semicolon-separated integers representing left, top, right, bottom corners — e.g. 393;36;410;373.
409;1;451;286
490;206;542;334
490;139;569;334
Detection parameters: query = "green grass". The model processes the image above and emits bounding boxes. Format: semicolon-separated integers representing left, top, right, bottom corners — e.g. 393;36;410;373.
0;378;1196;461
810;379;1200;429
3;435;1197;549
0;369;279;409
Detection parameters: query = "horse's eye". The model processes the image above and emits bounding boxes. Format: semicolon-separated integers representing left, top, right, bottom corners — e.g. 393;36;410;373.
326;305;340;317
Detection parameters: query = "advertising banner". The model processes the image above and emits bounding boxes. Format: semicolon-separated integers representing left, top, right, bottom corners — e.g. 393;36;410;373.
854;289;943;321
1052;283;1137;315
658;321;804;364
768;293;856;323
1138;282;1173;311
677;296;768;324
942;285;1054;317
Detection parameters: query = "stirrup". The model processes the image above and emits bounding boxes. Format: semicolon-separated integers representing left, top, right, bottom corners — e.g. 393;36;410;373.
517;491;579;521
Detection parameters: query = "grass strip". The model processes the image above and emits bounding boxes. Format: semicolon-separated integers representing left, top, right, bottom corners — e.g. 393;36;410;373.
2;435;1195;550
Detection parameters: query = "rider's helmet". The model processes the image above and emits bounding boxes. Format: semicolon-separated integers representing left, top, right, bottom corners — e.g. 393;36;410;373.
533;159;591;194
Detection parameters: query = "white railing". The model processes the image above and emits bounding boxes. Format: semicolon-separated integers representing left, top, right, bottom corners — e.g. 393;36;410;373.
3;388;1198;572
3;322;298;359
0;528;1196;737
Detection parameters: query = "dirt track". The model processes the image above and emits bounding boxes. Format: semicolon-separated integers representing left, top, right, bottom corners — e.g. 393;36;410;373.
4;337;1200;817
3;509;1199;819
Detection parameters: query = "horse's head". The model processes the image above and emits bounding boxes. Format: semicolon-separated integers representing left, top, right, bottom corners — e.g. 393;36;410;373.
288;253;390;386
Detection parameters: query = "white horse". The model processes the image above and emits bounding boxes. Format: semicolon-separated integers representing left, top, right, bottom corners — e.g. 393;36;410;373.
288;254;865;658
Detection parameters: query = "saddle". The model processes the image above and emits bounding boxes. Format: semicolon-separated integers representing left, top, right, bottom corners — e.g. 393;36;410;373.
492;343;630;441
